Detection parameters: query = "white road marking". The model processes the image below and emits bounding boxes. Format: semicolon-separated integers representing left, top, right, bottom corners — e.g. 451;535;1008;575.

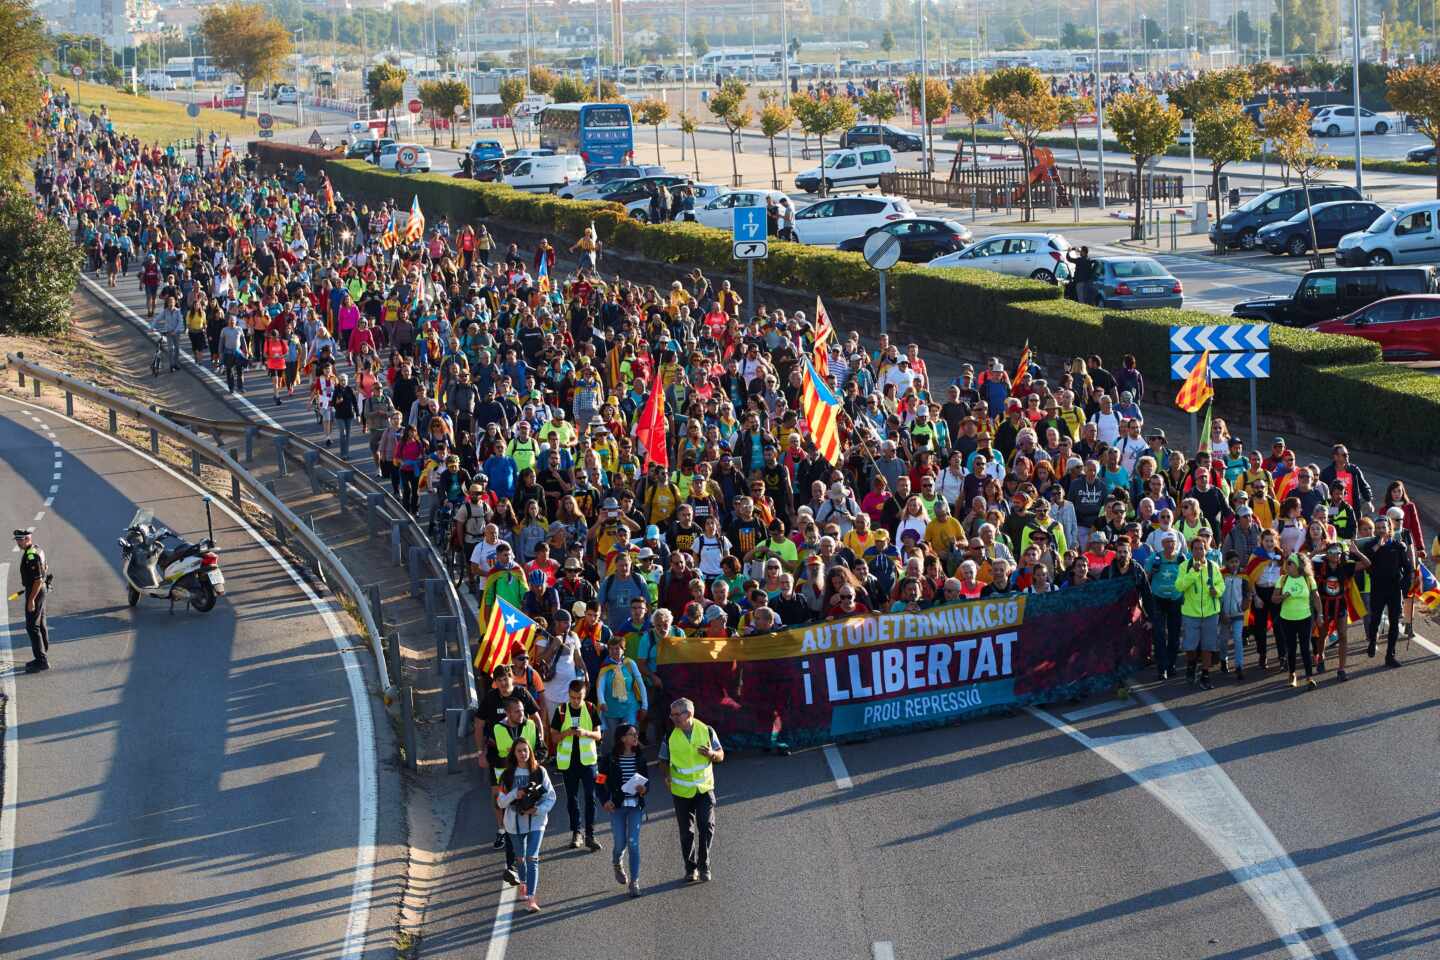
872;942;896;960
1059;699;1130;723
483;885;520;960
1029;695;1357;960
80;276;282;430
0;395;377;958
822;744;854;790
1412;631;1440;658
0;564;17;940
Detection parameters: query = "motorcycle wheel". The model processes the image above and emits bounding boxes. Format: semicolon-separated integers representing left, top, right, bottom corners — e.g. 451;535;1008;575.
127;586;140;607
190;582;217;613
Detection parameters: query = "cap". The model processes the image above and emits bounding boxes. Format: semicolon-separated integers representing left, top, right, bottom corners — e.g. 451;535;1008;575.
1272;437;1286;446
1089;530;1109;543
1147;428;1167;441
553;608;572;622
12;528;32;539
703;605;728;624
645;524;661;539
571;600;588;617
1236;506;1253;517
1066;456;1084;471
900;528;921;540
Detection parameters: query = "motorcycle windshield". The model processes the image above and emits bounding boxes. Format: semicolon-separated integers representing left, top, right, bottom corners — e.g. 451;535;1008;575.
128;507;155;531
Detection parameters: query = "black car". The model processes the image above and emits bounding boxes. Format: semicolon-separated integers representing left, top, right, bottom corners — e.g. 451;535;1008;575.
1256;200;1386;256
1406;145;1436;164
602;174;692;205
836;217;972;261
1232;265;1440;326
1209;183;1361;249
839;123;924;152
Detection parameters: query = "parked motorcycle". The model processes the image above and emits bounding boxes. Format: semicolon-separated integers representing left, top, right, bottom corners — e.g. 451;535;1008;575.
118;496;225;613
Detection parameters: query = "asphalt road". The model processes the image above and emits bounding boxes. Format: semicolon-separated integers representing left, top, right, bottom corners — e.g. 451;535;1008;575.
0;395;388;959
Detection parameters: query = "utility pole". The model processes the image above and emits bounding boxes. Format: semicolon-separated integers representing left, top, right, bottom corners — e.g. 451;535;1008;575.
783;0;792;170
1351;0;1363;193
1096;0;1106;210
918;0;929;173
594;0;602;99
682;0;688;162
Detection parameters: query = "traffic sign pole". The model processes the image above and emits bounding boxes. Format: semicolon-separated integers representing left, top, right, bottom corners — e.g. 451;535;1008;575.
1250;380;1259;452
878;269;888;337
746;260;754;323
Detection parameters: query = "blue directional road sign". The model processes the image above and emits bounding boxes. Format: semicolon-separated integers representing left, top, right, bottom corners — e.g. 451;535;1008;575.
1170;351;1271;380
732;206;766;244
1169;323;1270;353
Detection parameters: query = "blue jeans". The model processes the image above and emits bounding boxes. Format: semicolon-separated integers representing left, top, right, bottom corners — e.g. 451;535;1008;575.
1224;617;1245;669
509;829;544;896
337;417;353;459
610;806;644;881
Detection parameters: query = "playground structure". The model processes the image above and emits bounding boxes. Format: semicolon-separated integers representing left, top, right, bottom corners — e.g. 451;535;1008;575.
1009;147;1069;205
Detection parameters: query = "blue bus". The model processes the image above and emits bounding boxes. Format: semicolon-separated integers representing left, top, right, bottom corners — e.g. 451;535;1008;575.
537;102;634;168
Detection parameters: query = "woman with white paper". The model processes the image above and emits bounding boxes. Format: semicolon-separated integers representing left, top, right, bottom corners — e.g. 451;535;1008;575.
596;722;650;898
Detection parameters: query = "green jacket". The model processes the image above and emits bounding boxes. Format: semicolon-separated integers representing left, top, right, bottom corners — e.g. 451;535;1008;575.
1173;557;1223;618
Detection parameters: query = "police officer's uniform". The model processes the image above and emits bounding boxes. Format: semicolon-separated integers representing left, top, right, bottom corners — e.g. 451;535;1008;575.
15;529;49;672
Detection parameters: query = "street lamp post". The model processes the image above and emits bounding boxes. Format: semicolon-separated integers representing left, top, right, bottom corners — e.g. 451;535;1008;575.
294;27;305;127
681;0;688;162
1351;0;1362;193
1096;0;1106;210
918;0;929;173
782;0;792;170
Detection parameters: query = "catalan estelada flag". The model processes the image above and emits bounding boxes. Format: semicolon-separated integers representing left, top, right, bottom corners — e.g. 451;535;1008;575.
379;213;399;250
800;353;841;465
1415;561;1440;612
536;255;550;294
1013;339;1032;386
474;596;537;675
1175;349;1214;413
813;295;834;346
402;195;425;243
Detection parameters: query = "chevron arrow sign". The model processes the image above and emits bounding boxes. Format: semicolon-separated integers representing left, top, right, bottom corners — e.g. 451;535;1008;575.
1168;323;1270;353
1170;351;1271;380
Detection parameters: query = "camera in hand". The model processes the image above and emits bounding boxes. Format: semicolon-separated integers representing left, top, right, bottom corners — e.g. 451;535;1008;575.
516;779;548;812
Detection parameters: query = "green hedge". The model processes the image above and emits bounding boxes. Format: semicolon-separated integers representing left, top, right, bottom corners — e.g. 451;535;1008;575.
270;144;1437;461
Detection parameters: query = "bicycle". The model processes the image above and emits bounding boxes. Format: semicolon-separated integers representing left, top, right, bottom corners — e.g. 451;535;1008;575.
151;339;164;377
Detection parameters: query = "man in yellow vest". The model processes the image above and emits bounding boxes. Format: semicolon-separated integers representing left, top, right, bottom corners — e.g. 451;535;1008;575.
491;696;545;888
549;678;604;852
660;697;724;882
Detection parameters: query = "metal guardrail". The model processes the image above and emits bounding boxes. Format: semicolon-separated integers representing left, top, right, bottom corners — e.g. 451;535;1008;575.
156;408;480;768
5;352;394;697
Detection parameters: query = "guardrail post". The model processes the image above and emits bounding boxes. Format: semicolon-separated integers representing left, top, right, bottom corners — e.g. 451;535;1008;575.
149;427;159;454
336;469;354;509
365;493;383;537
190;450;202;475
108;408;117;434
436;614;458;661
384;630;402;687
309;514;326;584
401;686;418;771
230;470;242;504
32;377;40;398
391;519;404;564
424;578;443;630
303;449;320;493
273;436;289;477
445;706;463;773
244;426;257;464
65;391;73;417
15;368;23;388
407;545;423;598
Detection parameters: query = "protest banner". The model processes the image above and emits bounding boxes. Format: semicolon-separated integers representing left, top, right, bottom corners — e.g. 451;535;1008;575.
657;578;1148;748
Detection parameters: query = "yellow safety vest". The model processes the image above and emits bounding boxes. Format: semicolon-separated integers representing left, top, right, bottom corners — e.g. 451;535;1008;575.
555;703;598;770
493;719;537;761
667;720;715;798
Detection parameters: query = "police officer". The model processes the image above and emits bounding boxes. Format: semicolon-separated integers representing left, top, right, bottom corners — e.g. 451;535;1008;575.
14;528;49;673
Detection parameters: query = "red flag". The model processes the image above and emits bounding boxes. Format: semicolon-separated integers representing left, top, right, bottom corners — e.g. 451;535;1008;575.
635;375;668;469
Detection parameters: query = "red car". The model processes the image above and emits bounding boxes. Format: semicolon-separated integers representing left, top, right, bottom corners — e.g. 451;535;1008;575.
1310;294;1440;361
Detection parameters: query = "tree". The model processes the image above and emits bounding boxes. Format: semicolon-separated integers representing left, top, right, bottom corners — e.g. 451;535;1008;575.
759;101;794;190
0;190;82;336
199;2;293;118
793;93;857;196
691;31;710;59
366;63;407;136
1000;15;1030;46
984;66;1046;103
419;78;469;147
1388;63;1440;198
1249;61;1282;96
1060;22;1095;48
654;35;678;58
1168;67;1253;120
708;77;753;187
880;28;896;55
1107;91;1182;239
1056;94;1095;175
1194;101;1260;215
905;74;950;171
859;89;898;123
950;73;991;172
636;97;670;165
998;89;1061;221
0;0;49;183
678;111;701;181
528;65;556;94
550;75;590;103
499;76;525;148
1264;98;1335;256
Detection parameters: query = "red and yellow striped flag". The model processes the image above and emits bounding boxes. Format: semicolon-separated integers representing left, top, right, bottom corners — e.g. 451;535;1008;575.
1175;349;1214;413
1013;339;1032;386
813;295;834;347
402;195;425;243
474;596;537;675
800;353;842;465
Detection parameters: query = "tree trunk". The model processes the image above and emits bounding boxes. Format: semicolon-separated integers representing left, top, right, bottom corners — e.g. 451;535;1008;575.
818;133;827;196
769;138;779;190
1023;142;1034;223
971;121;979;172
691;132;701;181
655;125;662;165
729;128;739;186
511;112;521;150
1301;175;1320;257
1133;158;1145;241
1211;164;1222;213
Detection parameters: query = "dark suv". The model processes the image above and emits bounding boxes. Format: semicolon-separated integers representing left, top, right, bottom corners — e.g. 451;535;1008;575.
839;123;923;152
1210;183;1361;250
1232;265;1440;326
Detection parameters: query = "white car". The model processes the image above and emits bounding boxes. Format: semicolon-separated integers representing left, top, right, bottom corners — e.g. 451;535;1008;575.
927;232;1072;283
1310;106;1390;137
792;194;915;246
682;188;790;229
377;142;433;173
624;183;725;221
223;83;245;100
140;71;175;91
273;84;299;105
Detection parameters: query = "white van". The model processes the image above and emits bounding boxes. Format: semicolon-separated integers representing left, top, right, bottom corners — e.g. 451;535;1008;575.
795;146;897;194
503;155;587;193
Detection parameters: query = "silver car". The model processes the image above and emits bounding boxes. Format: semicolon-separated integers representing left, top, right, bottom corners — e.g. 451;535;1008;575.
927;232;1071;283
1089;257;1183;310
